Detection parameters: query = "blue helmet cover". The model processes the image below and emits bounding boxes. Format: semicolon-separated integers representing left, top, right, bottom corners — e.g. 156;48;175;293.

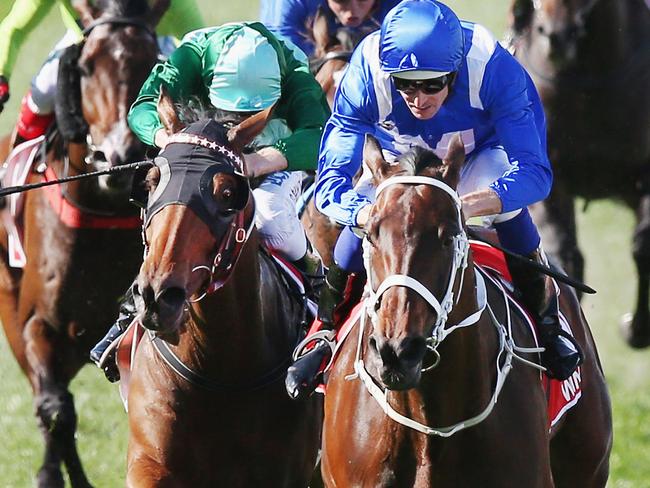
379;0;464;75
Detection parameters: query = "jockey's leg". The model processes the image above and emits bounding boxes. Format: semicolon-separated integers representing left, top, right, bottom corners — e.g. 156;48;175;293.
12;30;78;147
254;171;322;278
90;283;137;382
286;227;365;399
459;147;582;380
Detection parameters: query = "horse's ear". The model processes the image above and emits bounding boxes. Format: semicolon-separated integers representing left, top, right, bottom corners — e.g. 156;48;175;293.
157;84;184;135
312;6;332;57
441;133;465;189
148;0;171;28
363;133;393;185
227;105;276;154
510;0;536;33
72;0;99;27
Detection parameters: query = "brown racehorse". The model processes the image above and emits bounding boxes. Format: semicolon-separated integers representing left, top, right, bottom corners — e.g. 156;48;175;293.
0;0;165;486
321;134;612;487
125;96;322;486
508;0;650;347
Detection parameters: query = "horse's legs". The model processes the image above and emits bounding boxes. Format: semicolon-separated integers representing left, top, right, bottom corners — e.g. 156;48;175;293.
23;315;93;488
621;194;650;347
530;181;584;290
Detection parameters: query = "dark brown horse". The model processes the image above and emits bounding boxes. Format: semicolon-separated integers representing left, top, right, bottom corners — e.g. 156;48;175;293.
0;0;165;486
124;97;322;486
321;135;612;487
508;0;650;347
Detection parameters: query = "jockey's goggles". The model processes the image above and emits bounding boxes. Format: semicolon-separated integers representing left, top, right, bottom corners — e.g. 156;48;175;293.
392;72;456;95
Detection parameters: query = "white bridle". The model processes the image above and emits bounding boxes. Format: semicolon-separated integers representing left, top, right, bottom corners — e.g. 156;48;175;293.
350;175;541;437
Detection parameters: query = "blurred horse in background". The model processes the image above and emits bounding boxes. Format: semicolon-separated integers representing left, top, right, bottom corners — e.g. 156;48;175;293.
0;0;165;485
301;7;372;268
508;0;650;347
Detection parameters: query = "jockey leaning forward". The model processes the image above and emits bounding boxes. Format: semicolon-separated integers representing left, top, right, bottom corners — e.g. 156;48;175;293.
285;0;583;399
259;0;402;58
0;0;204;145
90;22;331;380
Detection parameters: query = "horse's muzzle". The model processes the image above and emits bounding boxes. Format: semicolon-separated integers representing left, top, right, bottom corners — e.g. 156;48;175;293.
368;333;427;390
136;284;187;333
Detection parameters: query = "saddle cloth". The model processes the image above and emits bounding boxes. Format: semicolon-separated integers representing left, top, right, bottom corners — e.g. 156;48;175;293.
1;136;45;268
312;241;582;430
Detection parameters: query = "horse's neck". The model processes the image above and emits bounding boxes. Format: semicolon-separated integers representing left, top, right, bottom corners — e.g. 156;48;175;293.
184;231;295;379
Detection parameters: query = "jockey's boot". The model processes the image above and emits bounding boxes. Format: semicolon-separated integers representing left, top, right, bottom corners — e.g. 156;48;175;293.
13;92;54;149
90;285;137;382
291;248;324;296
507;249;583;380
285;263;364;399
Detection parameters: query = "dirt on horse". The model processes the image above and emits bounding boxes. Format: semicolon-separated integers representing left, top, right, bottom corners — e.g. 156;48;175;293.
124;93;322;487
0;0;166;486
508;0;650;347
320;135;612;487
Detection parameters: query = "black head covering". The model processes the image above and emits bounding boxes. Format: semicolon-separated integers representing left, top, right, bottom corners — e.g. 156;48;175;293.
144;119;249;238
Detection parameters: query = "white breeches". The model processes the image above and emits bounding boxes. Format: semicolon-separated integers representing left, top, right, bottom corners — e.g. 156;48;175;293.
29;31;177;114
253;171;307;261
355;145;521;225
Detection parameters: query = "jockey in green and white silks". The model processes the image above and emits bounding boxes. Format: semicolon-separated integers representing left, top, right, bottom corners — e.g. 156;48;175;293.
0;0;204;141
91;23;329;381
128;22;330;263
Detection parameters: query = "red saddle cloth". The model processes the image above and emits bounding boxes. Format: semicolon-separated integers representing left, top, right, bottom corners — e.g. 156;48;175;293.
313;241;582;430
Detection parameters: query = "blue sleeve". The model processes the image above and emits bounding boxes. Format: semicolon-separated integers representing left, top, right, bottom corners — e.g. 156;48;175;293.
259;0;316;56
481;47;553;212
316;54;379;227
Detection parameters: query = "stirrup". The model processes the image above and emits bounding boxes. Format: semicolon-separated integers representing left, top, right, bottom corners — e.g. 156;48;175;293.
292;329;337;365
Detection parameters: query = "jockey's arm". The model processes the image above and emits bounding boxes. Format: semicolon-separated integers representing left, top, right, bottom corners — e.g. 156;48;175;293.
0;0;74;82
479;45;553;215
263;39;330;173
128;39;205;147
259;0;314;57
315;59;377;228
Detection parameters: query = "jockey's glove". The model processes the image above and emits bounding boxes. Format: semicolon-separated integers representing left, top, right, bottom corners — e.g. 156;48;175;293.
0;76;9;112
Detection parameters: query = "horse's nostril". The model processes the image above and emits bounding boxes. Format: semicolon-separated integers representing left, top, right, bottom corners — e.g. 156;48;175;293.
157;287;186;314
398;337;427;365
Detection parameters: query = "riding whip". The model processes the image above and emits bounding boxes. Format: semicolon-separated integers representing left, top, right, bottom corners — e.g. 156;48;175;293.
0;160;153;198
466;227;596;295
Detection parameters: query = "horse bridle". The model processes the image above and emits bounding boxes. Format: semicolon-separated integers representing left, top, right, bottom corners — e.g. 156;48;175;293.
352;175;521;437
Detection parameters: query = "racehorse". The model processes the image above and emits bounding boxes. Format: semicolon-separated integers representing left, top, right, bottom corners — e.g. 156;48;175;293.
508;0;650;347
321;134;612;487
0;0;166;486
124;93;322;486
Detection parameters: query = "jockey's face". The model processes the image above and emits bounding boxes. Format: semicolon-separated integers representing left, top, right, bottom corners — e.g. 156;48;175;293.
398;85;450;120
328;0;376;27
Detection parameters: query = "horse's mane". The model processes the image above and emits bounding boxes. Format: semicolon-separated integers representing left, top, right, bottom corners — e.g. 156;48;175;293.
397;146;445;177
96;0;151;17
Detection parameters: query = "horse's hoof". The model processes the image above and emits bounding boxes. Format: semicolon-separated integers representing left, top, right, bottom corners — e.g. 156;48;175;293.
620;313;650;349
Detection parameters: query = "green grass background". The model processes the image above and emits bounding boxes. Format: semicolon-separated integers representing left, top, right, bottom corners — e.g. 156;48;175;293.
0;1;648;486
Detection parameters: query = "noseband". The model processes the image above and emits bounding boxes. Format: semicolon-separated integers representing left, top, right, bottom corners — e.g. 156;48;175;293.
351;175;533;437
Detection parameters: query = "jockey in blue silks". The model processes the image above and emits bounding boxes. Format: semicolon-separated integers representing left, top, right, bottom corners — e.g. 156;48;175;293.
259;0;402;58
286;0;583;400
